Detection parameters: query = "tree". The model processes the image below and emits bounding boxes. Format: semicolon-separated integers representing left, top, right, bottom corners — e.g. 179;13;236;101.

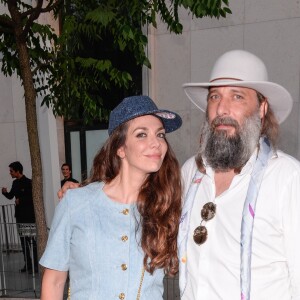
0;0;61;263
0;0;231;261
44;0;232;122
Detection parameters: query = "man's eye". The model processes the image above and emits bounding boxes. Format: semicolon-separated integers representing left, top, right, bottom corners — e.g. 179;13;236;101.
208;94;219;100
234;94;243;100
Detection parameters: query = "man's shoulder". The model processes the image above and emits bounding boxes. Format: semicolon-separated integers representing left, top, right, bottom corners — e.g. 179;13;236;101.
69;177;79;183
20;175;31;182
182;156;197;171
268;150;300;174
61;178;79;186
15;175;31;185
181;156;198;192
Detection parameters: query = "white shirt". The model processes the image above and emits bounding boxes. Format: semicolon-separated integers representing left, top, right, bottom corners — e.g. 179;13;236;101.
181;150;300;300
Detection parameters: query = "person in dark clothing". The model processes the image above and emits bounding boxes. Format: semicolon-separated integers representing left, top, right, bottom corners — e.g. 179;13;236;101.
60;163;79;187
2;161;38;273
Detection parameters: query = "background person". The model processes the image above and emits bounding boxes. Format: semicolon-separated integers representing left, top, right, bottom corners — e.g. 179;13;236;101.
60;163;79;187
2;161;38;273
40;95;182;299
179;50;300;300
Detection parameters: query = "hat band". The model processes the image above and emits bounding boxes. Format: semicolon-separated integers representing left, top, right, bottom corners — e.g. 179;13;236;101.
210;77;243;83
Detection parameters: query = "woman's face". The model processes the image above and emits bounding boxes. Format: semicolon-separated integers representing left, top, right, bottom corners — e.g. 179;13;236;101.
117;115;168;176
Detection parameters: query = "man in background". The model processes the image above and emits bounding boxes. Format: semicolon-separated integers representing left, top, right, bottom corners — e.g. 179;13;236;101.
2;161;38;273
60;163;79;187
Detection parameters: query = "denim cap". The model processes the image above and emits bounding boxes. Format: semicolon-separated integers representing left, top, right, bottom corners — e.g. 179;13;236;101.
108;95;182;135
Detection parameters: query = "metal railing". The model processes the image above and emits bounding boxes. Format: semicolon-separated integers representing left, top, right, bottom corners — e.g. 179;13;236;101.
0;204;20;253
0;204;40;298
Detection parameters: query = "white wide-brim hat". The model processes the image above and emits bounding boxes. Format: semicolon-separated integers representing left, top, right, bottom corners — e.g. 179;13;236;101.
183;50;293;124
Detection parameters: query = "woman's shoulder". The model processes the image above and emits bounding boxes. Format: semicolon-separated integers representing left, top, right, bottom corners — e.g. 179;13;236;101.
63;182;104;207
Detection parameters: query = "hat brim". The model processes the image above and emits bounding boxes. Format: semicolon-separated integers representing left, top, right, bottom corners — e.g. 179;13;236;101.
183;80;293;124
121;109;182;134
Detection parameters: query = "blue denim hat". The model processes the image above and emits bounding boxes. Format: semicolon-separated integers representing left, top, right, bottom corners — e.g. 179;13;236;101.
108;95;182;135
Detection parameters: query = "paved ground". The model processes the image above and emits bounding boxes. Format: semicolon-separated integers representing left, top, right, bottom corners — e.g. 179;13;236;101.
0;250;41;299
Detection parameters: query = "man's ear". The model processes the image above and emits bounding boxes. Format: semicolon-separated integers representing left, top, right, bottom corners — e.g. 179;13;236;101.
260;100;268;119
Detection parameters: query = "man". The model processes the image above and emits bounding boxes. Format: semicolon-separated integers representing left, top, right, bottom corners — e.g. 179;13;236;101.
60;163;79;187
2;161;38;273
178;50;300;300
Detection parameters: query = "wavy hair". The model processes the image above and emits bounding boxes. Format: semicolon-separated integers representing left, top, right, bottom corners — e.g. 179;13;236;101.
84;122;182;276
257;92;279;148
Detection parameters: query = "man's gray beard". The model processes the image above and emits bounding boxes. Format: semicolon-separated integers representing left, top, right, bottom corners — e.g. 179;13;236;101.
199;112;262;171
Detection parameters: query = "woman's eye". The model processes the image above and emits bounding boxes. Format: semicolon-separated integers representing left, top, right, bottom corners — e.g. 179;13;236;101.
157;132;166;138
136;132;146;138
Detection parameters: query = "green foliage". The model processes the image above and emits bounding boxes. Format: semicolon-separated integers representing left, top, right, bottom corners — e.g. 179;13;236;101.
0;3;57;93
0;0;231;123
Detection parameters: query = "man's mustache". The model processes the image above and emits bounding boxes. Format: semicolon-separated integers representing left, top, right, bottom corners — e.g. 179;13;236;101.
211;117;239;130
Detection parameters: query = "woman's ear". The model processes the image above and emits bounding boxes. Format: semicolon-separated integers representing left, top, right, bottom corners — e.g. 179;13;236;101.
117;147;125;159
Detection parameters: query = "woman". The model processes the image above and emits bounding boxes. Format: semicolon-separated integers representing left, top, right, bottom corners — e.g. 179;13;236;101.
40;95;182;299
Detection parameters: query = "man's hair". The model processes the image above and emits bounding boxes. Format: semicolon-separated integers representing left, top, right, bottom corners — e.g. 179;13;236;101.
257;92;279;148
9;161;23;174
61;163;71;171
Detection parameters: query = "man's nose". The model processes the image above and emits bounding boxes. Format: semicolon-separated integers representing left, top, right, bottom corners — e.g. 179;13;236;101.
216;97;230;117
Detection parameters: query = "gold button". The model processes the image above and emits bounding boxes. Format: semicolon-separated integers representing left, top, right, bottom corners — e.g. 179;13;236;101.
121;263;127;271
121;235;128;242
119;293;125;299
122;208;129;215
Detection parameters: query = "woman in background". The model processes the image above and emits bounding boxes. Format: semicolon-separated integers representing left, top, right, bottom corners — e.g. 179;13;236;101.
40;95;182;300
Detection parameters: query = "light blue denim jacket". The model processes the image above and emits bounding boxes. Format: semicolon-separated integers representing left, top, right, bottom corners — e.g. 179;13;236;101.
40;182;164;299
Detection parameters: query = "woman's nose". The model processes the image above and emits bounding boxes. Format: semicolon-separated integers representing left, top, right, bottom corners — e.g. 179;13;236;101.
149;135;161;148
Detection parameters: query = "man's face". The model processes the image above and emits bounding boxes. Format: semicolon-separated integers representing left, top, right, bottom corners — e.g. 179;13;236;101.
200;86;267;171
61;166;71;179
9;168;18;179
207;86;265;135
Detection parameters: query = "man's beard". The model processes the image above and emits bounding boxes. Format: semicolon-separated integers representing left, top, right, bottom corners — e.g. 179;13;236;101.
199;112;262;171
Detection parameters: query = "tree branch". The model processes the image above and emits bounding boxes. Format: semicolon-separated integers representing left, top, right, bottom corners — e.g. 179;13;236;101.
40;0;62;14
21;0;62;37
22;0;44;37
32;59;52;76
21;0;62;17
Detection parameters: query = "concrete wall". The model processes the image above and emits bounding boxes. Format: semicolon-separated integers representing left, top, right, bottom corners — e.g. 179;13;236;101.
0;71;61;226
149;0;300;165
0;73;32;206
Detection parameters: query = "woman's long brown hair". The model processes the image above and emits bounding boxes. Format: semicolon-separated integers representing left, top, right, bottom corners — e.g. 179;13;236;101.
84;121;182;276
